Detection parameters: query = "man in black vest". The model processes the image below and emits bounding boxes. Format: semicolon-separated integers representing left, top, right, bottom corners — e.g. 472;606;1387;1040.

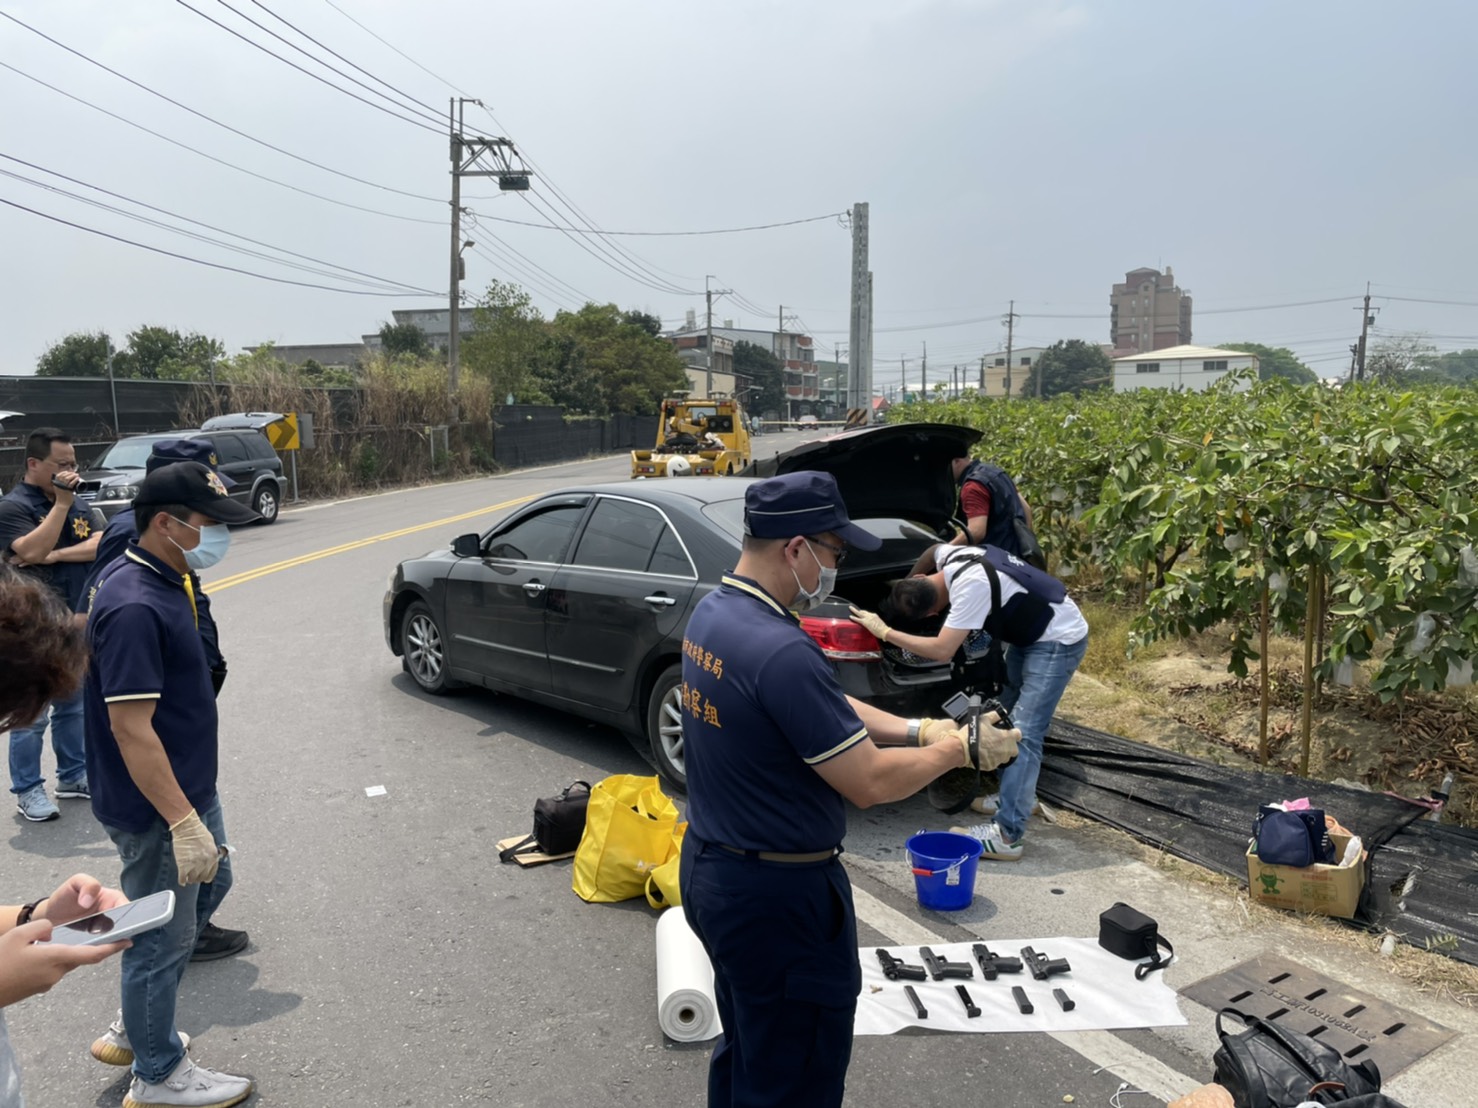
948;447;1037;557
851;543;1087;861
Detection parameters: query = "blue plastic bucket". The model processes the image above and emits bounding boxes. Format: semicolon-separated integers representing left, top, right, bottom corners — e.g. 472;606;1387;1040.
906;831;982;911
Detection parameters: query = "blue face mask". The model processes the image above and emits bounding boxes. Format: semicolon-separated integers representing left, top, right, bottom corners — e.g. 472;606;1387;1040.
169;519;232;571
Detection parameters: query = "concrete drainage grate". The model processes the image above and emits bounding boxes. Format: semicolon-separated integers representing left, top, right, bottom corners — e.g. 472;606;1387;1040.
1181;953;1455;1079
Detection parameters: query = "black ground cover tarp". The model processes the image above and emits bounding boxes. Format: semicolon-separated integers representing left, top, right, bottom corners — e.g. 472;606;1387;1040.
1039;720;1478;965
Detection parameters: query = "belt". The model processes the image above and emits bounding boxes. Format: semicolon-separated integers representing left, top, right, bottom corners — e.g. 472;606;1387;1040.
713;842;839;864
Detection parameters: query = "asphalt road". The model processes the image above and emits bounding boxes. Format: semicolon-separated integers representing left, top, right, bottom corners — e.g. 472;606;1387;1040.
6;432;1172;1107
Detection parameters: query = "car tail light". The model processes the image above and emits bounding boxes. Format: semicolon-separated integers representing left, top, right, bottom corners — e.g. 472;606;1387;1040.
799;615;882;661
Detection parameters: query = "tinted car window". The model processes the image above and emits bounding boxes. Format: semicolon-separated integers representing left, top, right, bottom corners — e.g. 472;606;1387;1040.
211;434;248;465
648;526;695;577
242;432;278;462
572;498;664;572
95;436;172;470
486;505;585;564
699;496;749;540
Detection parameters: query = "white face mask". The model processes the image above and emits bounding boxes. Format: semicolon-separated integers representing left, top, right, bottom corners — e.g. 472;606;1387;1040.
791;540;836;613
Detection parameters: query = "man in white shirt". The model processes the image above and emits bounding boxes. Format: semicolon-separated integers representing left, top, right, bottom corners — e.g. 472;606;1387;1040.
851;543;1088;860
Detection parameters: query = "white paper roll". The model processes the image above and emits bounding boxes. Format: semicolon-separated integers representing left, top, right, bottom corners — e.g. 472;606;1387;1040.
655;906;722;1042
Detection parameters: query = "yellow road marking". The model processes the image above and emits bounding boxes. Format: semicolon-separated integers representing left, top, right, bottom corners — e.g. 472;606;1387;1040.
207;495;537;593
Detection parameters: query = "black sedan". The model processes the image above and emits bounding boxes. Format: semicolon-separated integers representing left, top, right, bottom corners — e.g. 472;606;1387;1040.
383;423;980;790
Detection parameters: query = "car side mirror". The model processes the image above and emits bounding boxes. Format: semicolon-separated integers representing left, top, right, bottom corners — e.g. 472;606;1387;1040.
451;532;481;558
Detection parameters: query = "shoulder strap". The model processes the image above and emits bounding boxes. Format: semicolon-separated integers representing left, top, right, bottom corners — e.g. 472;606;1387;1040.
1135;935;1174;979
498;834;538;864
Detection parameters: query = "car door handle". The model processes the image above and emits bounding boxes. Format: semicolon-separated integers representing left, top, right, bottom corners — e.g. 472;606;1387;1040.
523;582;547;596
643;594;677;607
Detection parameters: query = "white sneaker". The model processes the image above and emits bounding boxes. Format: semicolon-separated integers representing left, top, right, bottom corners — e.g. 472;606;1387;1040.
91;1012;190;1067
949;820;1024;861
969;792;1041;816
123;1054;252;1108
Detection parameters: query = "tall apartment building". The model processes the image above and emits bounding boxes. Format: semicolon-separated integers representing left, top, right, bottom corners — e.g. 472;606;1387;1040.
1110;267;1192;353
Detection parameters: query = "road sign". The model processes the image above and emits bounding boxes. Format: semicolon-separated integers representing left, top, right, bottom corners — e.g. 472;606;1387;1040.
265;412;300;451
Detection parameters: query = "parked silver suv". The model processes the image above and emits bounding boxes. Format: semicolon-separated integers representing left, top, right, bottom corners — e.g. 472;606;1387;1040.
80;412;289;524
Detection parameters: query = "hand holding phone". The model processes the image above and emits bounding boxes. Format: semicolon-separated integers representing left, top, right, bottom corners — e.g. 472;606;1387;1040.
39;890;175;947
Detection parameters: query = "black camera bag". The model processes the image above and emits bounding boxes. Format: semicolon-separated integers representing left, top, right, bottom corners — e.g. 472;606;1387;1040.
1211;1008;1382;1107
1097;902;1174;979
499;781;591;862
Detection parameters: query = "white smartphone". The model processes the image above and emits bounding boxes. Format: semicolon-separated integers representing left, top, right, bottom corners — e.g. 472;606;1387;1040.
40;890;176;947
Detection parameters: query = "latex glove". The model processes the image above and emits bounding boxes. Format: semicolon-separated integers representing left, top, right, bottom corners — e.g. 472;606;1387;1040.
169;809;221;886
849;606;893;643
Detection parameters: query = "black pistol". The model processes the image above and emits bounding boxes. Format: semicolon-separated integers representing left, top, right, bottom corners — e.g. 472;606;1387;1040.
875;948;926;982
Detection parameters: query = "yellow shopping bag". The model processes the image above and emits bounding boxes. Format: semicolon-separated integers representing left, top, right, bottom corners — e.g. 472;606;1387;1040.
572;775;681;903
645;821;687;909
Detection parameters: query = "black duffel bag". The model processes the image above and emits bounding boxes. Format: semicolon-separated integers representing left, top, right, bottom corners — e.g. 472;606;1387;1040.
1212;1008;1382;1107
499;780;592;862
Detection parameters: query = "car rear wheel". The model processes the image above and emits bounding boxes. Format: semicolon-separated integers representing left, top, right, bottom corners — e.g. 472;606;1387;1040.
401;600;463;694
251;481;281;524
644;663;687;793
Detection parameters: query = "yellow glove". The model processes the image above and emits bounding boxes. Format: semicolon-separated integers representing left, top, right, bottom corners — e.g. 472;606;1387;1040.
934;721;1021;771
917;718;949;747
849;606;893;643
169;809;221;886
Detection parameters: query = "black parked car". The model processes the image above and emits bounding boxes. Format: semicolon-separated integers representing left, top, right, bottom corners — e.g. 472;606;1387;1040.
80;412;289;524
383;423;981;790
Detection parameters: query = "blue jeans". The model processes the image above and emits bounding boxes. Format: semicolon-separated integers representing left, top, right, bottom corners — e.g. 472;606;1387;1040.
8;688;87;793
104;797;232;1084
995;635;1087;843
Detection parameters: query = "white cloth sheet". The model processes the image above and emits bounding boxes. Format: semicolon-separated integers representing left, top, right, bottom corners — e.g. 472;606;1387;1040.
855;936;1186;1036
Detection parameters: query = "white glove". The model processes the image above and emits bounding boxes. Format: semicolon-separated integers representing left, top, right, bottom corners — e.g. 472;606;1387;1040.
849;606;893;643
169;809;221;886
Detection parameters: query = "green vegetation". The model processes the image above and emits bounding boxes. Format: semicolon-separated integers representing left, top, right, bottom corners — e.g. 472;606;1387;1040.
899;376;1478;704
36;326;223;380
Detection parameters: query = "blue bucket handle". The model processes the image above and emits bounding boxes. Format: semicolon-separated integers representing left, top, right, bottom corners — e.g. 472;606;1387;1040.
907;832;971;877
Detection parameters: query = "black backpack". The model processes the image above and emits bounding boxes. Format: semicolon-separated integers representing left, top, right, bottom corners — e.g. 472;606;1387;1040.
1212;1008;1383;1107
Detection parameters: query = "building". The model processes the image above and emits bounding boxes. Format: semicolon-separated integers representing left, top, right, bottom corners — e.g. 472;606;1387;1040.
664;316;819;418
977;346;1049;397
1112;344;1258;393
668;330;735;393
1110;267;1192;353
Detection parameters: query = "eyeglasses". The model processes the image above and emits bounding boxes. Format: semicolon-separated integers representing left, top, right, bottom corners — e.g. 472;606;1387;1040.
806;536;848;566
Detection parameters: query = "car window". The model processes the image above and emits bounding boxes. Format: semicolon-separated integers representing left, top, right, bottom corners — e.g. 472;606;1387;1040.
485;504;585;564
95;436;170;470
242;432;278;462
211;434;249;465
571;498;666;572
700;496;750;540
648;525;695;577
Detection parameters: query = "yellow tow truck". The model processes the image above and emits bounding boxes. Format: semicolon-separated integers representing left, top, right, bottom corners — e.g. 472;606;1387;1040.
631;392;752;478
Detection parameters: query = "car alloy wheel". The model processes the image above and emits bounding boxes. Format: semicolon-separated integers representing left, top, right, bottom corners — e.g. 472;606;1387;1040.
252;482;280;523
644;663;686;792
401;600;460;694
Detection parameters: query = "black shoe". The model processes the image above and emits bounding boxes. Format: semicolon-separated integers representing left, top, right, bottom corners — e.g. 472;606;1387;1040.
191;923;250;962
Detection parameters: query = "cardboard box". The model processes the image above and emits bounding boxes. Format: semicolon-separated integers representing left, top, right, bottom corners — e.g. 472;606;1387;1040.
1246;830;1367;920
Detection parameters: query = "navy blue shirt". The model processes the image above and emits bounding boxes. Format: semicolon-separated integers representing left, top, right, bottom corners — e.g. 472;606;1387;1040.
681;574;868;853
84;545;219;832
0;481;94;609
82;511;223;671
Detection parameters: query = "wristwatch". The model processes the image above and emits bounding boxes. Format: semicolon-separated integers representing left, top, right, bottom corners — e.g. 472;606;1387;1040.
905;719;922;747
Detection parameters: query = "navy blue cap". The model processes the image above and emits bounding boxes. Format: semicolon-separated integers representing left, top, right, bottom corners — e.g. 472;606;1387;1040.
146;438;236;489
743;471;881;551
135;462;258;524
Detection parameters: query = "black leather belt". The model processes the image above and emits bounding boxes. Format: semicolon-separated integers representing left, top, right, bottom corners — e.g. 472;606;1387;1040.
714;842;839;864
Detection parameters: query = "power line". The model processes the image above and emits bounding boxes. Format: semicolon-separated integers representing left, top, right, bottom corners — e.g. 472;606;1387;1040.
0;62;443;226
170;0;441;133
463;212;594;304
249;0;450;119
466;243;579;313
321;0;474;98
1379;295;1478;308
0;195;438;296
467;210;846;236
0;13;441;204
514;190;698;296
1;153;437;294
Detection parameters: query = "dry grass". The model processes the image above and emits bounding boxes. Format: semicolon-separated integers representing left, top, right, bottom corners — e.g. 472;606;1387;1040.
178;353;498;498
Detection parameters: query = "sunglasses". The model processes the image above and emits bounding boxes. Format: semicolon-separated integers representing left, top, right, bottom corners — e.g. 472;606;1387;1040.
806;536;848;566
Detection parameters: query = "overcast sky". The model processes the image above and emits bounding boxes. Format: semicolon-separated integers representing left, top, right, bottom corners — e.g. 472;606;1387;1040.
3;0;1476;386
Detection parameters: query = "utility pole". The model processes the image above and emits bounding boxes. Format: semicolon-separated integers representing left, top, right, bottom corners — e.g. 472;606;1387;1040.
447;97;530;402
921;341;927;395
900;357;906;401
847;203;872;414
704;275;731;395
1354;282;1376;382
777;305;787;420
1002;300;1019;398
979;354;987;393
